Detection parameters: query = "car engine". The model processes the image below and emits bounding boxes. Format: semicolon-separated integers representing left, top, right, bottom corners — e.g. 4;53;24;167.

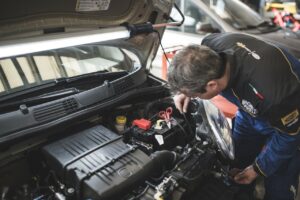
0;95;240;200
42;125;152;200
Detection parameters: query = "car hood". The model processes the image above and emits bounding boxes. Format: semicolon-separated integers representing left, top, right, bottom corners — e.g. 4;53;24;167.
0;0;173;64
258;29;300;59
0;0;174;142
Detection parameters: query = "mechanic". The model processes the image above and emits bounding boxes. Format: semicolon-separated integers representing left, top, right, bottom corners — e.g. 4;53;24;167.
167;32;300;200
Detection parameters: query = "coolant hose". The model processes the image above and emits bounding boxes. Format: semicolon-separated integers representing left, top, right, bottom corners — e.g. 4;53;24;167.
150;150;178;171
128;150;178;183
146;150;178;179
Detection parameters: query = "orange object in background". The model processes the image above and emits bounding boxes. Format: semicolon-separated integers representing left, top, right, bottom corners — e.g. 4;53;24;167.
161;46;183;80
211;95;238;119
272;8;300;32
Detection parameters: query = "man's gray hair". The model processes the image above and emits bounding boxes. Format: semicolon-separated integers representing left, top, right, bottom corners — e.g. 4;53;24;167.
167;44;222;95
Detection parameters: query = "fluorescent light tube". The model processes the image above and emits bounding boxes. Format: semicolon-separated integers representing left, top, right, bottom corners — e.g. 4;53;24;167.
0;27;130;59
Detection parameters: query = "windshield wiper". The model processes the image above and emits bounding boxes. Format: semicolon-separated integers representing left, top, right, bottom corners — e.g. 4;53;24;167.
0;88;80;112
27;87;80;100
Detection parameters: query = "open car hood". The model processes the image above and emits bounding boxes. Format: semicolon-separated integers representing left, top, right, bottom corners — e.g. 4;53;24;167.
0;0;174;142
0;0;173;62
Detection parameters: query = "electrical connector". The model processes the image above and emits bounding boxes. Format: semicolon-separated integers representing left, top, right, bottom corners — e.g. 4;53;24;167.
132;118;151;130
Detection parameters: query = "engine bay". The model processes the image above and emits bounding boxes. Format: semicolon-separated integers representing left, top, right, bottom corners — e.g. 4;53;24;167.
0;94;240;200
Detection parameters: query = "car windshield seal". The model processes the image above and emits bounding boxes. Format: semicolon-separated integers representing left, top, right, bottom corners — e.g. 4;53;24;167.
0;42;137;100
0;70;128;103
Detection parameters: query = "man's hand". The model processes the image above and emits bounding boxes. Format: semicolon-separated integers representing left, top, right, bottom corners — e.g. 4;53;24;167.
234;165;258;184
173;93;190;113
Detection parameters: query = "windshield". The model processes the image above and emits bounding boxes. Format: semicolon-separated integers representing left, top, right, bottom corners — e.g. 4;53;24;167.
0;45;137;97
203;0;265;29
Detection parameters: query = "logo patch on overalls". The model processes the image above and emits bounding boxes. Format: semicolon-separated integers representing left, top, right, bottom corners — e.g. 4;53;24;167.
236;42;261;60
242;99;258;116
281;109;299;127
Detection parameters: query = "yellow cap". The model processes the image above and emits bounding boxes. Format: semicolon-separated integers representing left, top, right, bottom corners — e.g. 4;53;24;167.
116;115;127;124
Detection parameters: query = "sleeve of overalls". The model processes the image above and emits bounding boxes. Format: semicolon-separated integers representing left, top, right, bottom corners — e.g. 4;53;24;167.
254;131;300;177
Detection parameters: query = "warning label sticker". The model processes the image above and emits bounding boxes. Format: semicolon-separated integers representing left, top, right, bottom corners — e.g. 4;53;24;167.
76;0;111;12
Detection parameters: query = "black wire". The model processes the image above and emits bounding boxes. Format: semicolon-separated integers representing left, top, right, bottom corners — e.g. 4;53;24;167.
154;30;170;65
167;15;176;22
163;3;185;26
145;181;156;189
149;113;158;121
174;3;185;26
182;113;194;136
152;3;185;74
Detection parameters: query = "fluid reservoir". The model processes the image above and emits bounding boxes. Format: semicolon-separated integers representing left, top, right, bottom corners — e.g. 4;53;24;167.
115;115;127;133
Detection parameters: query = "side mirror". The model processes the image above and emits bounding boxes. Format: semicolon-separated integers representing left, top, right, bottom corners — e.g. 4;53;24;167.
184;15;197;27
195;22;220;33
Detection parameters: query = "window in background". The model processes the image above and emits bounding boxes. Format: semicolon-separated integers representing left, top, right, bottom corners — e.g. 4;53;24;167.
0;59;23;89
61;56;83;77
33;56;62;80
16;57;36;84
0;80;5;93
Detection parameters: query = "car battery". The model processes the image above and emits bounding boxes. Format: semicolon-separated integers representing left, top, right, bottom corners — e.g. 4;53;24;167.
129;117;187;152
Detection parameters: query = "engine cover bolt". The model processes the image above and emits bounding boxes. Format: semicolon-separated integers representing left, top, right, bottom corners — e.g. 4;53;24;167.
67;188;75;195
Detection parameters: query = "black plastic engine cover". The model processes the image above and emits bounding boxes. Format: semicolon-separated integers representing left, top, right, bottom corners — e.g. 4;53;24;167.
43;125;151;200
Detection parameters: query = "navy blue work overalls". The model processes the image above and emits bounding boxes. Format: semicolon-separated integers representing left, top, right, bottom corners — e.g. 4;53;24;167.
201;32;300;200
221;49;300;200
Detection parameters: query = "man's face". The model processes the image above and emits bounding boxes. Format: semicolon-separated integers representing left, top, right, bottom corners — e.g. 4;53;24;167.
189;89;219;100
183;80;221;100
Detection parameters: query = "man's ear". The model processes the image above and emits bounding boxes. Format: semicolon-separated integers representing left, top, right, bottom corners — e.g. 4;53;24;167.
206;80;218;91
